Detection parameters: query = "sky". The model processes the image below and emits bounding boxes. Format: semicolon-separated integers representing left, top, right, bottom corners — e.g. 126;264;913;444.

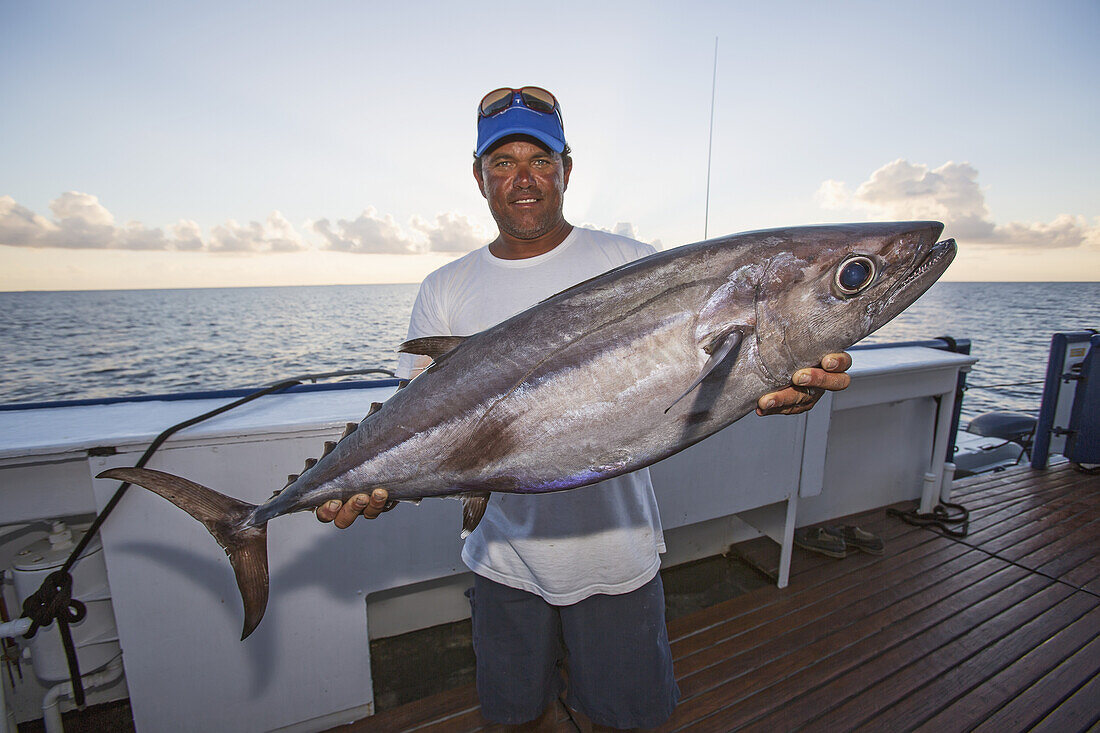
1;1;1098;291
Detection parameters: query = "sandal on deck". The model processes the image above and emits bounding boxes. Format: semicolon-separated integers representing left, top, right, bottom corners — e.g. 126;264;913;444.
824;525;885;555
794;527;848;558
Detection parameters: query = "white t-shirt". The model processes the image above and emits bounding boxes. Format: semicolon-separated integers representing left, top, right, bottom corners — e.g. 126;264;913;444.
396;227;667;605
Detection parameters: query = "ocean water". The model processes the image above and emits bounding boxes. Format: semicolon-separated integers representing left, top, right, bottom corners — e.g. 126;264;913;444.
863;281;1100;420
1;282;1097;422
0;284;418;404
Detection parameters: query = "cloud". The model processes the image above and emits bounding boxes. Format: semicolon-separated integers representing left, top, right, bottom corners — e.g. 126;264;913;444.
0;192;659;255
581;221;663;250
209;212;306;253
0;196;59;247
0;191;306;252
817;159;1098;248
311;207;415;254
50;190;115;228
410;212;489;253
32;191;174;250
170;220;205;251
1;193;481;254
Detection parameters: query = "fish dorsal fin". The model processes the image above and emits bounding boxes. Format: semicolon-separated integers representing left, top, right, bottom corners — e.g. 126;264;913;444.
665;326;751;413
460;492;490;539
397;336;468;361
536;258;640;304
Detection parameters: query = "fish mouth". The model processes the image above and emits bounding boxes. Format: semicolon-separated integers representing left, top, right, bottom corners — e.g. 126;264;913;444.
880;237;957;314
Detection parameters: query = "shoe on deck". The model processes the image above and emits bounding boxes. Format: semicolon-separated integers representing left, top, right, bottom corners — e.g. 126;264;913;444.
824;525;885;555
794;526;848;558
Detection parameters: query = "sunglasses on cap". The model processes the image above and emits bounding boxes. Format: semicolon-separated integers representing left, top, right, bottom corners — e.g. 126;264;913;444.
478;87;561;120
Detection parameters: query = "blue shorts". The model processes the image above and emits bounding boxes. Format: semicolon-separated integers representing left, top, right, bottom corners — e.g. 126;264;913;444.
466;572;680;728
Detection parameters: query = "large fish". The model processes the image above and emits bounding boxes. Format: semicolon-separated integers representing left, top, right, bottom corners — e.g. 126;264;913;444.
99;221;955;638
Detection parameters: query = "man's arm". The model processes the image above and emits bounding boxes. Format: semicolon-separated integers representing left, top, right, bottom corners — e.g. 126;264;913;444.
756;352;852;416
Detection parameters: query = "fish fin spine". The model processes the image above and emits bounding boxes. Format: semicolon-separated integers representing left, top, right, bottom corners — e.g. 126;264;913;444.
460;492;490;539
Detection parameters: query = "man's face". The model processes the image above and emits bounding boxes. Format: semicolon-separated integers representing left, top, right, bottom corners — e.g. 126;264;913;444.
475;139;572;241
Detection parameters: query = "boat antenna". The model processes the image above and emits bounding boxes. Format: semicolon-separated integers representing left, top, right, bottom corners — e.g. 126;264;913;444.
704;36;718;240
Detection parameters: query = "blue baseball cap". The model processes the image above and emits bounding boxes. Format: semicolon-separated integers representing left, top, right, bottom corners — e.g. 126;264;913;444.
475;87;567;157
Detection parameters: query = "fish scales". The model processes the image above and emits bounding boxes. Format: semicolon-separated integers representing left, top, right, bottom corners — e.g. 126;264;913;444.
98;221;956;638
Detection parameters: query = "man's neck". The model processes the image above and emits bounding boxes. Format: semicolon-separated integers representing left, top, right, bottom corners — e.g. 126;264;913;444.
488;221;574;260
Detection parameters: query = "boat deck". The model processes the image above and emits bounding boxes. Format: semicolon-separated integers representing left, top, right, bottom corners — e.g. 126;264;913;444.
353;461;1100;732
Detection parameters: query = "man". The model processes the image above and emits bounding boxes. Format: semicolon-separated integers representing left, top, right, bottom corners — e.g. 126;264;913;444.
318;87;852;730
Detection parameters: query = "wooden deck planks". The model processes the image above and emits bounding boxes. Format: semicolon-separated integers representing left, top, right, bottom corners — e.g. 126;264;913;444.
913;607;1100;733
709;571;1053;732
354;684;480;732
337;462;1100;732
672;547;1003;707
816;580;1092;731
969;633;1100;733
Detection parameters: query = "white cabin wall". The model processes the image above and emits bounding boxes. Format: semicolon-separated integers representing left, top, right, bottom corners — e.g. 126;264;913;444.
1;460;96;524
798;396;939;525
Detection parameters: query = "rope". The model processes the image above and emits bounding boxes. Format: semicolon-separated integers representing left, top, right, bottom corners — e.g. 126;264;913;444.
20;571;88;704
965;379;1044;391
887;501;970;538
888;501;1100;601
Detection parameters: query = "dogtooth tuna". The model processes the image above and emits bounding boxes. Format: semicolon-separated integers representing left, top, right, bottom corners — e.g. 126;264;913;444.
99;220;956;638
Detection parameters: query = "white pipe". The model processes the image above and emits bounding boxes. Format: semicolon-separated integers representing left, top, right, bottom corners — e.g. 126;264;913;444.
1;593;34;733
940;461;957;504
0;619;31;639
2;654;16;733
42;658;124;733
921;390;957;514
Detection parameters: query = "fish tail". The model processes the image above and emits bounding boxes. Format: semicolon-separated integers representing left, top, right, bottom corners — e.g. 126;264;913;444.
96;467;269;640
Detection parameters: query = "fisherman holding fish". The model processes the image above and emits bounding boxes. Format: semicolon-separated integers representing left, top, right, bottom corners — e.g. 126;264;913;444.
317;88;853;731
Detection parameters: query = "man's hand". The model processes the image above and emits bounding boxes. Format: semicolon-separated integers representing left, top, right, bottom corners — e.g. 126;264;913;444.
756;352;852;416
316;488;392;529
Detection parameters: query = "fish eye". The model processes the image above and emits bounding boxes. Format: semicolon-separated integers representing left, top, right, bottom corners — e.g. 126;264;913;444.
835;256;875;294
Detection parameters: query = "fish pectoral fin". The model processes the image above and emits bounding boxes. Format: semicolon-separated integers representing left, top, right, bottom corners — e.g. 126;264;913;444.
397;336;468;361
460;492;490;539
665;327;749;413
